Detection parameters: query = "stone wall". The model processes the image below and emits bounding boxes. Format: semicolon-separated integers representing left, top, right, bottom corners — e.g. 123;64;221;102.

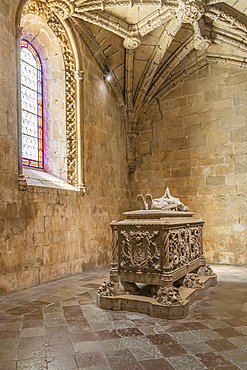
133;63;247;265
0;1;129;294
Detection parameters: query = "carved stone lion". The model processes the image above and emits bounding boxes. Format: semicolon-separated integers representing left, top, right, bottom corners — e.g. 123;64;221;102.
183;273;204;289
155;286;183;306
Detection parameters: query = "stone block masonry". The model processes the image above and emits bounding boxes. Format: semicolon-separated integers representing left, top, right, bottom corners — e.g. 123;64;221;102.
0;1;129;294
134;63;247;265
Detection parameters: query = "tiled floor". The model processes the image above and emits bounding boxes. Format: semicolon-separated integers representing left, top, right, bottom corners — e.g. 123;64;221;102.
0;265;246;370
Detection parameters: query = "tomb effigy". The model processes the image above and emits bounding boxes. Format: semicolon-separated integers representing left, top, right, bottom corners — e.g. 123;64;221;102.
97;188;216;319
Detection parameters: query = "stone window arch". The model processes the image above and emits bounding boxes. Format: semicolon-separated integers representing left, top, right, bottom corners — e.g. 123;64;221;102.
18;2;84;189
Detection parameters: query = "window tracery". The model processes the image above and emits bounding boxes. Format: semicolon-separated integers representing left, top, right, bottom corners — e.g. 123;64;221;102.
20;39;44;169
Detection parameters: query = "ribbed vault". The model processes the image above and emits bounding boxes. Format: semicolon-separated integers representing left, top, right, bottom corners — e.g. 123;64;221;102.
22;0;247;171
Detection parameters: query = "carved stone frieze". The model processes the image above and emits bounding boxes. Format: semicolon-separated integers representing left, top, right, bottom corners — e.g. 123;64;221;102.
120;230;161;272
155;286;183;306
198;265;214;276
183;273;204;288
22;1;77;185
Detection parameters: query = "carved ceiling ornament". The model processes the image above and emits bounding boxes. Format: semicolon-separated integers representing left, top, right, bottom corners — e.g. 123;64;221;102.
176;0;205;24
23;0;247;175
123;36;140;49
22;0;78;185
47;0;74;19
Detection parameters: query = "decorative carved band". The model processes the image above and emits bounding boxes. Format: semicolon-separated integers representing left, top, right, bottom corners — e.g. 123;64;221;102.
22;1;77;185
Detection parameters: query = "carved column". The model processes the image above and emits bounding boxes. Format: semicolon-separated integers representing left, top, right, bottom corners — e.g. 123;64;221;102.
75;70;86;195
16;25;27;191
110;223;119;281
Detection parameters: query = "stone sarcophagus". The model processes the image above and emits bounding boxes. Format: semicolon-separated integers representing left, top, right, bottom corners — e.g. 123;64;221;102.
97;188;216;319
110;210;206;287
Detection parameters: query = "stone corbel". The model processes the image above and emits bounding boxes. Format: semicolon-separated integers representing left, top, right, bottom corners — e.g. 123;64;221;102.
126;132;138;173
18;174;28;191
193;19;211;50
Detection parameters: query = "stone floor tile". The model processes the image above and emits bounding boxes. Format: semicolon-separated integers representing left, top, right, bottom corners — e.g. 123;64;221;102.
45;325;68;335
228;336;247;351
132;317;159;326
201;319;231;329
22;319;43;329
169;329;200;342
104;311;128;321
222;319;247;327
179;339;216;354
159;321;188;332
206;338;239;351
113;319;137;329
139;325;164;335
46;342;74;357
0;329;20;338
236;326;247;335
0;361;17;370
18;344;46;360
213;327;245;338
70;331;97;343
192;328;224;341
117;327;144;337
182;321;209;330
20;335;46;346
20;327;46;337
139;358;176;370
0;321;22;331
105;348;139;368
221;348;247;366
95;329;120;340
47;355;77;370
122;336;164;361
17;357;48;370
147;333;177;346
76;351;109;368
97;337;126;353
167;354;207;370
158;343;187;357
196;352;239;367
0;265;247;370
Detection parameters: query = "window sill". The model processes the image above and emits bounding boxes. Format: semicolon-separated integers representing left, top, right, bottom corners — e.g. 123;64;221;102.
18;168;85;195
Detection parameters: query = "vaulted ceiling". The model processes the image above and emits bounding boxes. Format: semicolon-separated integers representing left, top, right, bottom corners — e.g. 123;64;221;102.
22;0;247;169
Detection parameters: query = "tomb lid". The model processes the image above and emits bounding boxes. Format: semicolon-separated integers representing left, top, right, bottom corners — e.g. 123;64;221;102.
123;210;195;219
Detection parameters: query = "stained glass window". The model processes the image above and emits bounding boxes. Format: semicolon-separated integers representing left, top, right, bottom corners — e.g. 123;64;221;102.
20;39;43;169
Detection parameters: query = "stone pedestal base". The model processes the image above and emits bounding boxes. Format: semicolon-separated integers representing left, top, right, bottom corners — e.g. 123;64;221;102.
96;274;217;320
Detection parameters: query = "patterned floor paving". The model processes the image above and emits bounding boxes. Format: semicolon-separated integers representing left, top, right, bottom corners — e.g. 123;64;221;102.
0;265;246;370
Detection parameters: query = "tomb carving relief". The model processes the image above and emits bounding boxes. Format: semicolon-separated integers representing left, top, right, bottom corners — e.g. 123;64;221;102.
97;188;217;318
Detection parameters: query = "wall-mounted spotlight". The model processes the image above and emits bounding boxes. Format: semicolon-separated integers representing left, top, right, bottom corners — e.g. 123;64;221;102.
103;73;112;82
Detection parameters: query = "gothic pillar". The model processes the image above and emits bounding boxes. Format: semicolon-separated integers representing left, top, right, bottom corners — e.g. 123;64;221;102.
16;25;27;191
75;70;86;195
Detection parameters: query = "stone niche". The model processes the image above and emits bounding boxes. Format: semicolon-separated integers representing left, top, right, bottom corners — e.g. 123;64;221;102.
97;188;217;319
